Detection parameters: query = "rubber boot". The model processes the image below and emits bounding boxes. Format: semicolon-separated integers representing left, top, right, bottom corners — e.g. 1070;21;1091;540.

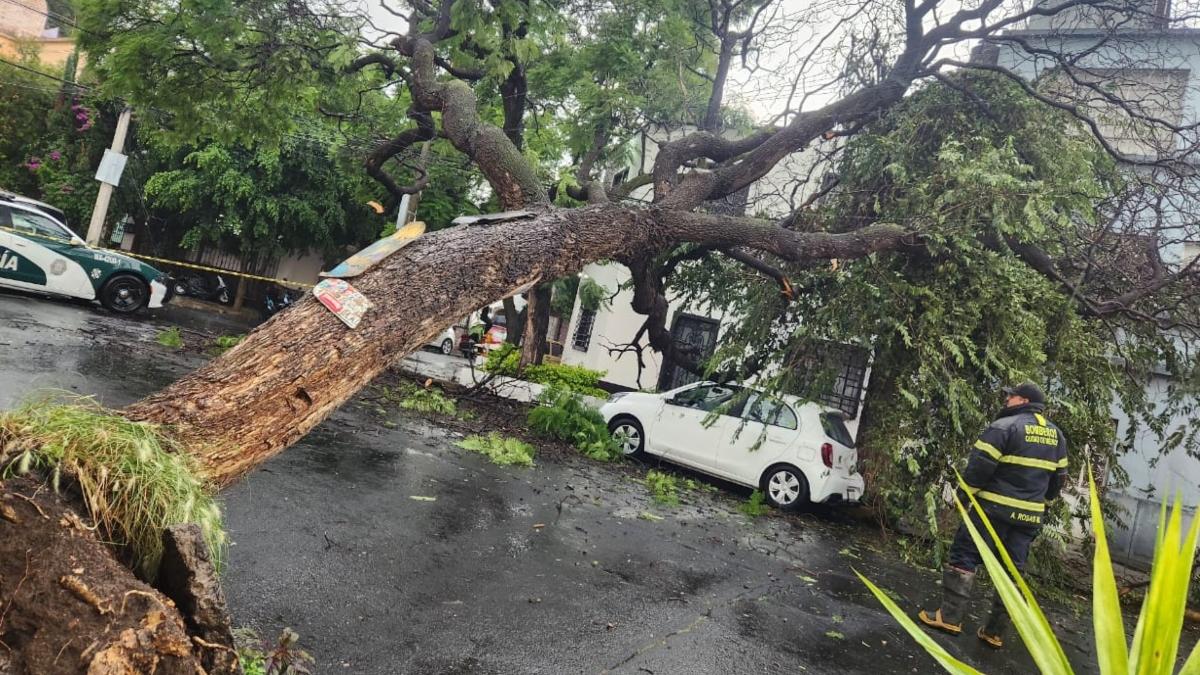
977;594;1008;648
918;567;974;635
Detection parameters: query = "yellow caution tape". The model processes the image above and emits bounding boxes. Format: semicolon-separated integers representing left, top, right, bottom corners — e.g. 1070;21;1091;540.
100;248;314;289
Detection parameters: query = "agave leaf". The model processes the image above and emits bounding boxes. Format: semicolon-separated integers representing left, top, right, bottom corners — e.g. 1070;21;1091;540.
1086;467;1128;675
854;570;984;675
1130;494;1200;675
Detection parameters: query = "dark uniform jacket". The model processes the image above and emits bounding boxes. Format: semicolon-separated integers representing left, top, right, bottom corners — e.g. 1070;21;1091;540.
962;402;1069;527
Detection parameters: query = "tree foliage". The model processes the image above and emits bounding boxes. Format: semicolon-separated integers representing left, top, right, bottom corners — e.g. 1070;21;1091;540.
669;73;1196;565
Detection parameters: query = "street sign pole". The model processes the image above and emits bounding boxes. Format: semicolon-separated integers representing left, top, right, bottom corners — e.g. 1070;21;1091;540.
85;106;133;246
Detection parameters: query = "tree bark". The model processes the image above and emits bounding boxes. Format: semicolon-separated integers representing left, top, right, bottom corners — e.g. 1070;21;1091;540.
519;283;553;366
502;296;524;346
124;206;646;486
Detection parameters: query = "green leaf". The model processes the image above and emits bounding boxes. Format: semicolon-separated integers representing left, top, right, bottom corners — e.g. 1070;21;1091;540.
1087;467;1128;675
855;571;983;674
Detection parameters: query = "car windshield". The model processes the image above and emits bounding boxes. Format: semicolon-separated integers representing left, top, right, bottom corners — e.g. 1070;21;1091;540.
820;412;855;448
9;208;73;243
672;383;741;413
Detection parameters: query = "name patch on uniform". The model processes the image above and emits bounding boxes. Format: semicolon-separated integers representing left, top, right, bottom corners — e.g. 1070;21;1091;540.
1025;424;1058;446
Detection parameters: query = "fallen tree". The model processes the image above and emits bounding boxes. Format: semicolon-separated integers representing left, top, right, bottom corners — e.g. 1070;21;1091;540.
2;0;1199;671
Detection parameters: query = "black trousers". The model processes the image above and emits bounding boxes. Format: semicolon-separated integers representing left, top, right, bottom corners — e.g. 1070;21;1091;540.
947;508;1039;573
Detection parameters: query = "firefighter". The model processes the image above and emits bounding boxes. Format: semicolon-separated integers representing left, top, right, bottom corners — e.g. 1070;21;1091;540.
917;381;1069;648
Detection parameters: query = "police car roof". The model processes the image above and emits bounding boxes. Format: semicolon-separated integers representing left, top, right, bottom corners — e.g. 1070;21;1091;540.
0;191;68;222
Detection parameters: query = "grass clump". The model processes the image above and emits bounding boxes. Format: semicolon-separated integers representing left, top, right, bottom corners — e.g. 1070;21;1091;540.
645;470;680;506
209;334;244;355
739;490;770;517
526;386;620;461
456;432;535;467
0;395;224;579
155;326;184;349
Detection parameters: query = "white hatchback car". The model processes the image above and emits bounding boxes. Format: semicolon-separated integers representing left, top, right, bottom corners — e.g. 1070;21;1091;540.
600;382;864;510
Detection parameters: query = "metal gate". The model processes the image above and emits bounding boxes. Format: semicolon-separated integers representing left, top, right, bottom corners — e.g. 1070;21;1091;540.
658;313;720;391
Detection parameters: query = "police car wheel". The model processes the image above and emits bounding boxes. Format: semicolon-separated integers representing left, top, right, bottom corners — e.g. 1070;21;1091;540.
100;274;149;313
761;465;808;511
440;338;454;355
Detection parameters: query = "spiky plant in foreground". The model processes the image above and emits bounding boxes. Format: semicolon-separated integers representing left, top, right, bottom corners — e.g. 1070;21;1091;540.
861;469;1200;674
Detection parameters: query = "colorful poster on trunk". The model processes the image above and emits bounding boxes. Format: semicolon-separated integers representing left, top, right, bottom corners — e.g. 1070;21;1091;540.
313;279;372;329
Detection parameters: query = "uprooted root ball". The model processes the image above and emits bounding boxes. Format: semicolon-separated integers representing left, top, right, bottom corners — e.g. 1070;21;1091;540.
0;395;225;579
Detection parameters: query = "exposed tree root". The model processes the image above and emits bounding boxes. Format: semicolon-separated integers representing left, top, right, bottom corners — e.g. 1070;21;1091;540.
0;478;238;675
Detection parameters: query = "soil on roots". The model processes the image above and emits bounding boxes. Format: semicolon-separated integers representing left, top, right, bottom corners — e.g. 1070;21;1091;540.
0;478;202;675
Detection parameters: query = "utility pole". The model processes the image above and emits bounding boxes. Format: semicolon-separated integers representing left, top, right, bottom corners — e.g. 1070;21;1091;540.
85;106;133;246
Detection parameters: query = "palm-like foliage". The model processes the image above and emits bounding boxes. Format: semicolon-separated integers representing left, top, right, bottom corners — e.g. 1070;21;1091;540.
860;468;1200;674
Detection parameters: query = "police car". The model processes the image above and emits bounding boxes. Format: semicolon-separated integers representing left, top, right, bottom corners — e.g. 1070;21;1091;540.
0;192;169;313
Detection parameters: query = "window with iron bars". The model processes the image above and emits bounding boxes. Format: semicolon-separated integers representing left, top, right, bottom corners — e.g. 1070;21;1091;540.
791;342;870;419
572;308;596;351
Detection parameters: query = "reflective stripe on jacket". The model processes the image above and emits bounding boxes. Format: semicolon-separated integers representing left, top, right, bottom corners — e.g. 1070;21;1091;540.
962;402;1069;527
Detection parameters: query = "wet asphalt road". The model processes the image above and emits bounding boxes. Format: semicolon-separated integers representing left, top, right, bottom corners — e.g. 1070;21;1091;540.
0;291;1116;674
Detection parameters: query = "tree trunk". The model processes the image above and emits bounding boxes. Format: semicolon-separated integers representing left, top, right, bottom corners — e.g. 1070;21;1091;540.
119;205;909;487
123;206;650;486
502;296;523;345
518;283;553;367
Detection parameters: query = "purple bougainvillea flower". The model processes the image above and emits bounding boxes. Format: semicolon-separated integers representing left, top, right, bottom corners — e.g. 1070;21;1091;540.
49;150;62;161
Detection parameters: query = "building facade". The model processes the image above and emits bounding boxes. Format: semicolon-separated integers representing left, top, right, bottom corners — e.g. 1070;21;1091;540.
0;0;77;68
993;0;1200;565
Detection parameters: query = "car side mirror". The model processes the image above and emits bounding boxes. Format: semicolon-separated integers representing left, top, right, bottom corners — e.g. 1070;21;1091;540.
70;237;86;247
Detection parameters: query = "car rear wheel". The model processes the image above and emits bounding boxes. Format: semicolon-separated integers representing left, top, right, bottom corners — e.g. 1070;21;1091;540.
100;274;148;313
608;416;644;457
440;337;454;355
761;465;809;511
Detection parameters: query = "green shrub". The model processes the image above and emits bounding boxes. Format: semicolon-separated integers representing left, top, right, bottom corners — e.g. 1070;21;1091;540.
155;326;184;349
0;396;224;579
526;386;620;461
645;470;680;506
234;627;313;675
862;469;1200;674
739;490;770;517
483;344;608;397
456;433;536;467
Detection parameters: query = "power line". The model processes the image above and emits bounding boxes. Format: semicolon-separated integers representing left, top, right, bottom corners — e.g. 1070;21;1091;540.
0;55;91;91
0;0;96;36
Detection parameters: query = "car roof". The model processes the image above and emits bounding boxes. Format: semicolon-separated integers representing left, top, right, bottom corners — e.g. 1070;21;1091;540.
0;191;68;222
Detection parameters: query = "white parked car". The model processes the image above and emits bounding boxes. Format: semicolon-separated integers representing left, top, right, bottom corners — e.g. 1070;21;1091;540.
427;326;460;355
600;382;864;510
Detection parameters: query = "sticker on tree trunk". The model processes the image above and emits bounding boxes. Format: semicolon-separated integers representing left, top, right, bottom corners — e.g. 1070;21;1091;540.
321;221;426;278
313;279;372;328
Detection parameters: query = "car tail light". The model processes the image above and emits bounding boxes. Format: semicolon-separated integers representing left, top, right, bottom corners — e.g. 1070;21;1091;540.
821;442;834;468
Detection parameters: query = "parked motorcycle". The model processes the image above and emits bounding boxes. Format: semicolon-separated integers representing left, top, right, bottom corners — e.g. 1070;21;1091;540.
263;285;295;319
170;271;231;304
